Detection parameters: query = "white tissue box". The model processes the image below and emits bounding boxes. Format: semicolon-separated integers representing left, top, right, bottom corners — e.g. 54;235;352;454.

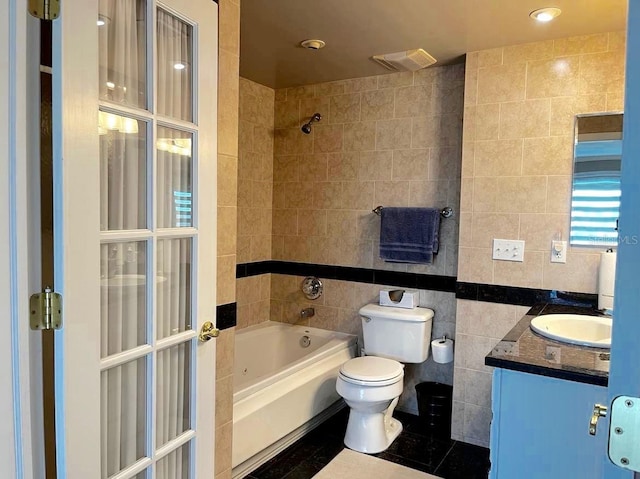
379;289;418;309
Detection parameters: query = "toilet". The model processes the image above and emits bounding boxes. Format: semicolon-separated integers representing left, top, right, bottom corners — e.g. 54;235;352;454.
336;303;434;454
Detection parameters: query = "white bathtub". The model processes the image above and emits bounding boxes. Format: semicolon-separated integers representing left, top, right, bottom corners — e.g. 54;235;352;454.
231;321;357;478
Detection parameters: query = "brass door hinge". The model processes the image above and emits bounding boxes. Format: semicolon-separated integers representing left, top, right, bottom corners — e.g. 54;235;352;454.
30;287;62;330
28;0;60;20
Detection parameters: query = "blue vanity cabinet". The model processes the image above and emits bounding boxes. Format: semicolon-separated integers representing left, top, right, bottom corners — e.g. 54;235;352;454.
489;368;608;479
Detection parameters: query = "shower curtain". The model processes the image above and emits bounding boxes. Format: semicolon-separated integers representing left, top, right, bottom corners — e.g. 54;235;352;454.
99;1;193;477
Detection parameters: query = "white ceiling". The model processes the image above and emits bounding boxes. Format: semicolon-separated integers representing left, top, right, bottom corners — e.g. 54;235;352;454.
239;0;627;89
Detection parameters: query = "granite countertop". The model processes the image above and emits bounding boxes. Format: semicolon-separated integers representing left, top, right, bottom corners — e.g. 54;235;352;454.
485;303;610;387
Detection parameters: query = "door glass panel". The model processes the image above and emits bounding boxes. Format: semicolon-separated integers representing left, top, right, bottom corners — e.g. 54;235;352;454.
101;358;148;478
98;0;147;108
157;127;193;228
100;112;147;231
157;8;193;121
156;343;192;447
157;442;191;479
100;241;147;357
156;238;192;338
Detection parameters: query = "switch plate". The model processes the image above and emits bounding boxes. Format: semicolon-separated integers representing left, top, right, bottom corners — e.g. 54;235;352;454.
550;240;567;263
492;239;525;262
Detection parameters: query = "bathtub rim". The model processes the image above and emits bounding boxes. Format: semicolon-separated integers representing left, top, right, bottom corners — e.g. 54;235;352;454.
233;320;358;402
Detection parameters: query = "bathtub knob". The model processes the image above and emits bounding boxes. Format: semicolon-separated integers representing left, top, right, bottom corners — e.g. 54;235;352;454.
199;321;220;342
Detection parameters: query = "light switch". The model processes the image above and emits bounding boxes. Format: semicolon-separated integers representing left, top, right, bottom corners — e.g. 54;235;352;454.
492;239;525;262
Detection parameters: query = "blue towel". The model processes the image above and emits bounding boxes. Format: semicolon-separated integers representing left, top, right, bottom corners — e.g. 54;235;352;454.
379;207;440;264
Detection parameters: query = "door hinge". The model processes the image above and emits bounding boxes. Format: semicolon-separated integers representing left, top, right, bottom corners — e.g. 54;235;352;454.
30;287;62;331
28;0;60;20
608;396;640;472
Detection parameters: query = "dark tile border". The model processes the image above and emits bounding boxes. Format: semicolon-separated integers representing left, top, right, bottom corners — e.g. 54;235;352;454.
456;282;597;308
236;261;597;308
216;302;237;330
236;261;456;293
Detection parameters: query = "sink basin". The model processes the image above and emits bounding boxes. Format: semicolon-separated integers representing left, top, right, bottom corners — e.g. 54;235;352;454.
530;314;612;349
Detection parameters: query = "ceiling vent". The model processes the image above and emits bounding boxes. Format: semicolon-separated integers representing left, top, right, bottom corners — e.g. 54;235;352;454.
372;48;437;72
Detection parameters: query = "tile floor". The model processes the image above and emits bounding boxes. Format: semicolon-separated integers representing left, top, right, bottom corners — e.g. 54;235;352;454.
245;409;490;479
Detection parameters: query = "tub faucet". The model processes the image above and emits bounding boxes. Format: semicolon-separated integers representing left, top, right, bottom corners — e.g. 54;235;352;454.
300;307;315;319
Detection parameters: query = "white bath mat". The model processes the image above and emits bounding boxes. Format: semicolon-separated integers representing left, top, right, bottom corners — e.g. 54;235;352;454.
312;448;443;479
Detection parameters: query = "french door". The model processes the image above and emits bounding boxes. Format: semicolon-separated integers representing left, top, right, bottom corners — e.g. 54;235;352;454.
52;1;218;477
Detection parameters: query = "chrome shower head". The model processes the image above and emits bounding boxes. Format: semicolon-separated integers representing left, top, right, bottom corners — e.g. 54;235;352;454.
301;113;322;134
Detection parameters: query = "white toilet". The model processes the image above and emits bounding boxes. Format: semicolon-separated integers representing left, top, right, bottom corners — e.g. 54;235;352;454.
336;303;434;454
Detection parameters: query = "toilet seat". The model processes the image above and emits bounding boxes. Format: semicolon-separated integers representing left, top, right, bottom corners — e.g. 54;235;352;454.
339;356;404;386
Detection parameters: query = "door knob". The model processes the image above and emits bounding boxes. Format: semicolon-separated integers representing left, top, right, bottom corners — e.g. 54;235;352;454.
199;321;219;342
589;403;608;436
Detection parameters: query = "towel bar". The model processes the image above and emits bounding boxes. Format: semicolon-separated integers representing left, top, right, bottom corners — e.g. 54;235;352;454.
372;205;453;218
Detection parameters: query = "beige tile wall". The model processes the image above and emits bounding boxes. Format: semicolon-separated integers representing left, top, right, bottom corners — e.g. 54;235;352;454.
269;274;458;415
453;31;626;448
459;32;625;290
216;0;240;477
235;77;275;332
265;66;465;413
237;78;275;264
272;65;465;276
234;65;465;420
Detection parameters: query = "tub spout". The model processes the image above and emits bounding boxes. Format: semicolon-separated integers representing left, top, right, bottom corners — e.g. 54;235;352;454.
300;307;315;319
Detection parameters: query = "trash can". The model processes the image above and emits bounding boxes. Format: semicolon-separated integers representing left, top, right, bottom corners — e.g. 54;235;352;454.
415;382;453;438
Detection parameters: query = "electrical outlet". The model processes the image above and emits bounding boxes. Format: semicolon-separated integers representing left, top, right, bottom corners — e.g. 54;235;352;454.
492;239;525;262
545;346;562;364
550;240;567;263
493;341;519;356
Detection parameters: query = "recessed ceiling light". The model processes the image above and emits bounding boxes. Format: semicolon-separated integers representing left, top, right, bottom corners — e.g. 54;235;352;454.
530;7;561;22
173;62;186;70
300;39;326;50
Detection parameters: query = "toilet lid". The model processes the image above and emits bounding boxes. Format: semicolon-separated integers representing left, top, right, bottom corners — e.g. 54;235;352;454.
339;357;404;385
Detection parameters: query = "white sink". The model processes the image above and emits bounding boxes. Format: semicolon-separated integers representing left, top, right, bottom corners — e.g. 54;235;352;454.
530;314;612;349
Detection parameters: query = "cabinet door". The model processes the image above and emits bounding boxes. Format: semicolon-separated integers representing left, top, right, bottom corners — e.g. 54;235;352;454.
490;369;607;479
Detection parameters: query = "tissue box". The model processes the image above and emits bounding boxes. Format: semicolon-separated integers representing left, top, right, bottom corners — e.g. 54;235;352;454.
379;289;418;309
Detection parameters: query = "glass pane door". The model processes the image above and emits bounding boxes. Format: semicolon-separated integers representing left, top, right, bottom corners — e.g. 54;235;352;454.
98;2;202;477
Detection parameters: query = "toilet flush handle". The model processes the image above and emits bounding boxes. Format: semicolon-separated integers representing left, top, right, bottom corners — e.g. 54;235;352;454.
362;316;371;323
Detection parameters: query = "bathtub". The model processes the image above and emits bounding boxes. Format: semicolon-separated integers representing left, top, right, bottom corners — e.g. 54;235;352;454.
231;321;357;478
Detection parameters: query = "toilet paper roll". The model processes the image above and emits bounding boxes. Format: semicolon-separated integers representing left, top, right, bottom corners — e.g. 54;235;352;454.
598;251;616;311
598;251;617;297
431;338;454;364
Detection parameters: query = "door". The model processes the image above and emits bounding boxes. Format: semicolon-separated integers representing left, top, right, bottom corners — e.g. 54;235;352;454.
604;2;640;478
52;1;218;477
0;2;45;479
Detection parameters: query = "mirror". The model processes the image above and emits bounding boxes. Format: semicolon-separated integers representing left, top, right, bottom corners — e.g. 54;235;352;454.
571;113;623;247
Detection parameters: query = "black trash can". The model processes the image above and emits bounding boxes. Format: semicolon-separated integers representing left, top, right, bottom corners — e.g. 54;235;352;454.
415;382;453;438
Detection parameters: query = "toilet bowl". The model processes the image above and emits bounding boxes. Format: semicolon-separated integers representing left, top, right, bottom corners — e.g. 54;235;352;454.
335;303;434;454
336;356;404;453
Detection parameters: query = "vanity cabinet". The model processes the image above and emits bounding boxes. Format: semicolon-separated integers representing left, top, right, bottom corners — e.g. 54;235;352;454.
490;368;608;479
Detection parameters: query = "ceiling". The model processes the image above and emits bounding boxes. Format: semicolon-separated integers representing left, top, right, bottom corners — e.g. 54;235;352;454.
239;0;627;89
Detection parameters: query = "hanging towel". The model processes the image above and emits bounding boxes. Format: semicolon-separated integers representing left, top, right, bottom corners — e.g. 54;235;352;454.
379;207;440;264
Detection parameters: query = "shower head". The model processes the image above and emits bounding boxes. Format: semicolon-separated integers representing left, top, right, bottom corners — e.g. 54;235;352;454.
301;113;322;134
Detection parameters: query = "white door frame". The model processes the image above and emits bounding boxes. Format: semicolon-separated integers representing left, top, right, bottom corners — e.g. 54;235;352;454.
0;1;45;478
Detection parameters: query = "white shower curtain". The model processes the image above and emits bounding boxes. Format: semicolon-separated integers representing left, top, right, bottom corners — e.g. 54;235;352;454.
99;2;193;478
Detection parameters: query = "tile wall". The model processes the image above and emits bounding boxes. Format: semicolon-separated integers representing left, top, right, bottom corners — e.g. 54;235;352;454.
216;0;240;477
272;66;464;276
235;77;275;330
235;64;465;416
453;32;626;447
270;275;458;414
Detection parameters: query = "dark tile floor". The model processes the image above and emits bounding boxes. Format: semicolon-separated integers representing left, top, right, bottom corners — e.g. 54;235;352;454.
246;408;490;479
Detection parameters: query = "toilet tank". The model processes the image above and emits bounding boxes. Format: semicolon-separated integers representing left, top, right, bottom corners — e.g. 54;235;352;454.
359;303;434;363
